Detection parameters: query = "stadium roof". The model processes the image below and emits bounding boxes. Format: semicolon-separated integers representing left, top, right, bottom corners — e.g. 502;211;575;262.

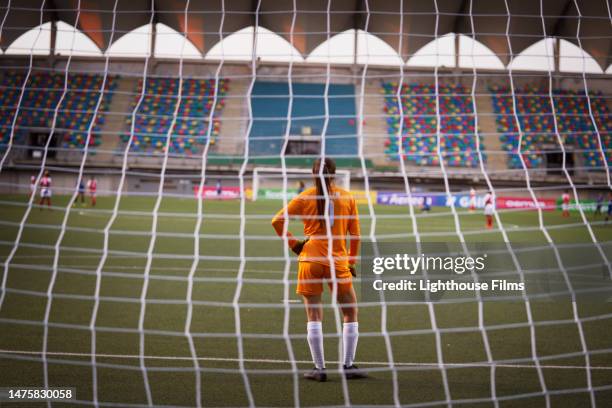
1;0;610;70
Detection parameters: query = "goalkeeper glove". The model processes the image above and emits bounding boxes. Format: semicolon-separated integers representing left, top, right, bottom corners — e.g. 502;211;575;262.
291;238;309;256
349;264;357;277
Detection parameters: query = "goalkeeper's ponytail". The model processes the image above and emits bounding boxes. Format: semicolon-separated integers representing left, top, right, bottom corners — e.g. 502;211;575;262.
312;158;336;228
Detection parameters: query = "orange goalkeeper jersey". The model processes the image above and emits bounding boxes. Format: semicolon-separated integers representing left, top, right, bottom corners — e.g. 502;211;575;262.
271;186;360;271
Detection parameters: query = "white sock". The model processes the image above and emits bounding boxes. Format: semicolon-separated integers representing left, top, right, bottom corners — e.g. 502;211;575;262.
343;322;359;367
307;321;325;369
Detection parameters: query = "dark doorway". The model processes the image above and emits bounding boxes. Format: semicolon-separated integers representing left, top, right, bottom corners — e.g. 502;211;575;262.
287;139;320;155
28;132;57;159
545;150;574;176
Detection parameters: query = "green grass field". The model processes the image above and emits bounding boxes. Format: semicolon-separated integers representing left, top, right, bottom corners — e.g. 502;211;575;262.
0;194;611;407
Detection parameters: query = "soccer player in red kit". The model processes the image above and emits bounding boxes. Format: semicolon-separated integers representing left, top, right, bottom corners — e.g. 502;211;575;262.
39;171;52;209
87;177;97;207
484;190;494;229
561;190;570;217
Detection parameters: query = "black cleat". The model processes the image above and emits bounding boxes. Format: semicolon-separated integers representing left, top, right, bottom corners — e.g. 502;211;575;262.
304;367;327;382
343;364;368;379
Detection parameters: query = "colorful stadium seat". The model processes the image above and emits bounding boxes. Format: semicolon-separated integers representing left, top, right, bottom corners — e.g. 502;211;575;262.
121;77;229;155
490;86;612;169
382;82;483;167
0;72;117;150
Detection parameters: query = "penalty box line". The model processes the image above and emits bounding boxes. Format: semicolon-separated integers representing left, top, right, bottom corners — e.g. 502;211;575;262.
0;349;611;371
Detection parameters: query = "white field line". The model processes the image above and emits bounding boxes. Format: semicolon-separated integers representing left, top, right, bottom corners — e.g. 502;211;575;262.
0;349;610;371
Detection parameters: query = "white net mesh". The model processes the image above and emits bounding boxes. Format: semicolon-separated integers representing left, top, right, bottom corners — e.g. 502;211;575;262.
0;0;611;407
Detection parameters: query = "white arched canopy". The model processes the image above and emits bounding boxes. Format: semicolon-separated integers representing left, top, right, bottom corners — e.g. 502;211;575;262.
558;39;603;74
98;23;203;59
105;24;151;58
55;21;102;56
255;26;303;62
507;38;555;72
458;35;504;70
2;20;610;76
406;33;455;68
306;29;403;66
306;29;354;64
205;26;303;62
155;23;201;59
5;22;51;55
205;26;253;61
356;30;403;66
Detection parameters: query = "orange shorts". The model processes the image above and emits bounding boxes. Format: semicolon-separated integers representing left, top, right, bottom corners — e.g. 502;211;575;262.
296;262;353;296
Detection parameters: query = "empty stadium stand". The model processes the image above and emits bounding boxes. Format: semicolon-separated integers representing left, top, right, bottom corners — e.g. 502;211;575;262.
490;86;612;169
0;71;117;151
120;77;229;155
382;82;483;168
249;81;358;157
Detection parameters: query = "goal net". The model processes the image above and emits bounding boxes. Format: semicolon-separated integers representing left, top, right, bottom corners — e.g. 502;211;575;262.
0;1;611;407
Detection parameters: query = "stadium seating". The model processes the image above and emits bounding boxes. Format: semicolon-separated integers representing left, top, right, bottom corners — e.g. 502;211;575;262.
249;81;357;157
382;82;482;167
490;85;612;169
0;71;117;150
122;77;228;155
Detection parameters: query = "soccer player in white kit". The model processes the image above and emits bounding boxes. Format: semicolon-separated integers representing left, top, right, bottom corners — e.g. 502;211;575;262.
484;190;494;229
29;175;36;196
469;187;476;212
39;170;52;210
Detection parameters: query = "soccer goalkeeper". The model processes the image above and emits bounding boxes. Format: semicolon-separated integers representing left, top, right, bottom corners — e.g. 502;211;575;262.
271;158;365;382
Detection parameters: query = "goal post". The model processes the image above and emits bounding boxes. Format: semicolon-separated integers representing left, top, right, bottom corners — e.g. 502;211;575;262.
251;167;351;201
